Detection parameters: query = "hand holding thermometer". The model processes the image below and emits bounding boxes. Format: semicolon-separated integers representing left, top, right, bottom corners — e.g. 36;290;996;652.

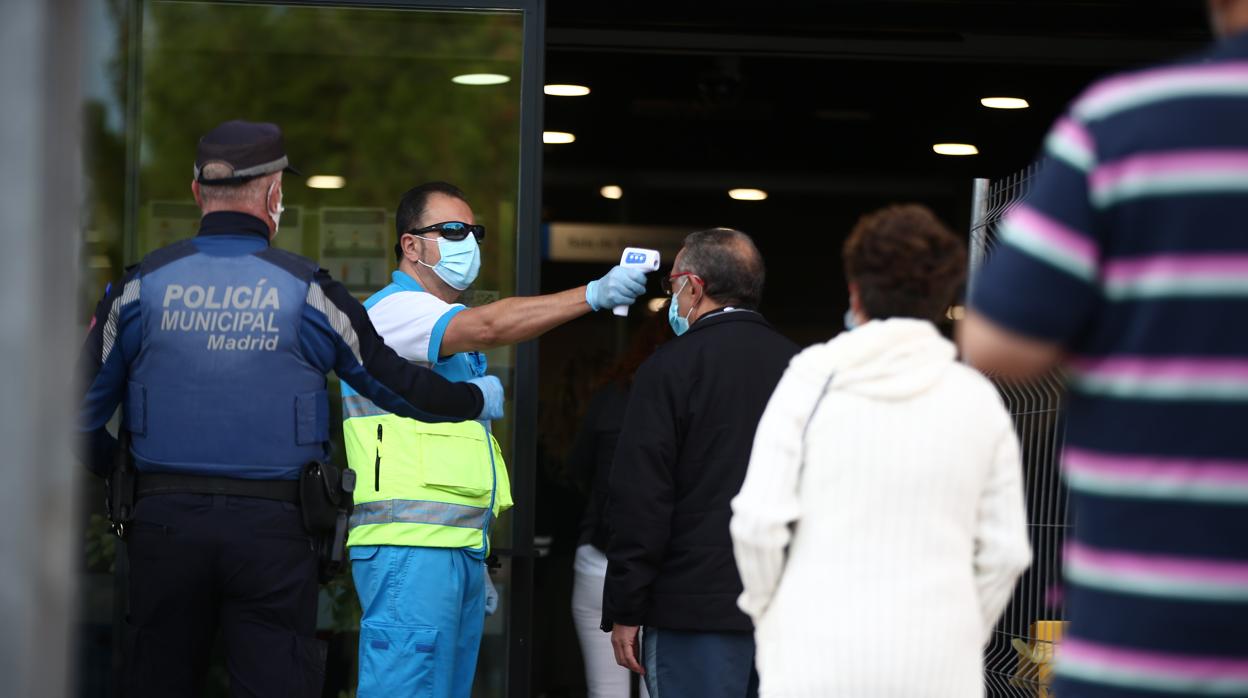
614;248;661;316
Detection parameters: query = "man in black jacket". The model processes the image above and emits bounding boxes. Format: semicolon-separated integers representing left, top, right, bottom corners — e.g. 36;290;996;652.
604;228;799;698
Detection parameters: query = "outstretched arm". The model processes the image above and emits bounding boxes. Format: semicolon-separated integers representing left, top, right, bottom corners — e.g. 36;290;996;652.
442;286;591;355
440;266;647;354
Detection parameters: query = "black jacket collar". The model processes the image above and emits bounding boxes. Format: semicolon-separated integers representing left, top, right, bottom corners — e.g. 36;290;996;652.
685;306;766;335
198;211;271;241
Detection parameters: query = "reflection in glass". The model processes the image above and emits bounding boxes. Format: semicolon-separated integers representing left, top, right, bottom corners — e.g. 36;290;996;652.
80;3;526;696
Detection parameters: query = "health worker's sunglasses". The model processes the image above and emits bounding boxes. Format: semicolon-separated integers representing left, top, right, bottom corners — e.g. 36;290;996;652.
408;221;486;243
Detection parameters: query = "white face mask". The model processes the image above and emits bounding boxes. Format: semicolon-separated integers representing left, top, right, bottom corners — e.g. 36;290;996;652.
267;181;285;232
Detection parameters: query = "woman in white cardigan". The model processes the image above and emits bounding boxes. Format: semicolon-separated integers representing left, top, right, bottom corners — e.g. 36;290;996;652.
731;205;1031;698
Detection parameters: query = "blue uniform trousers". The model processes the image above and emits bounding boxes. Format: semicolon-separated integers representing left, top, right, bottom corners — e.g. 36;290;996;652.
123;493;324;698
350;545;485;698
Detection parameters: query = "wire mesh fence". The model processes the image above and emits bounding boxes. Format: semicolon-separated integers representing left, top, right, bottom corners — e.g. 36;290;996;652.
968;164;1072;698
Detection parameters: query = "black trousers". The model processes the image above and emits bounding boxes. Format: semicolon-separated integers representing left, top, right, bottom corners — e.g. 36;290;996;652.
122;493;325;698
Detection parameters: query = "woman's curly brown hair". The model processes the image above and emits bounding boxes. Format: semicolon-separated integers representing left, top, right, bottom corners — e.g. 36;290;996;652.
843;204;967;322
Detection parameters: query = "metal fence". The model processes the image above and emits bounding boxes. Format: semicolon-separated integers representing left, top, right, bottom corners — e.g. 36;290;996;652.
968;165;1072;698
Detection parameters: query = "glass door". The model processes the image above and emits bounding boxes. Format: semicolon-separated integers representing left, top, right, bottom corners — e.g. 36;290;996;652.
79;0;542;695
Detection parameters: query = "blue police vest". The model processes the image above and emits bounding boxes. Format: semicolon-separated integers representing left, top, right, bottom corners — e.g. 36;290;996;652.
126;238;328;480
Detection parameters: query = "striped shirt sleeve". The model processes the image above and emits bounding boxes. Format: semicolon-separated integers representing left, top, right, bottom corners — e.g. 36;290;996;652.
970;112;1104;346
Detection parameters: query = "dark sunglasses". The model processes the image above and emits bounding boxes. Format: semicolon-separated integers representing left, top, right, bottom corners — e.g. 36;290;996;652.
661;272;701;295
407;221;486;243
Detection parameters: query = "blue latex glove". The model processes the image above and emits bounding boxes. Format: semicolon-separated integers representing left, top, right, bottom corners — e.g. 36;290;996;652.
484;564;499;616
468;376;504;421
586;266;648;311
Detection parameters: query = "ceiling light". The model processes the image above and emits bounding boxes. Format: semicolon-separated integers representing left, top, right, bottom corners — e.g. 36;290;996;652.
728;188;768;201
306;175;345;189
933;143;979;156
451;73;511;86
543;131;576;144
545;84;590;97
600;185;623;200
981;97;1030;110
647;297;667;313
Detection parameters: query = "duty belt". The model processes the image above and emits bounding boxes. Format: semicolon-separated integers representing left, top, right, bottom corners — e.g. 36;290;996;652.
136;472;300;503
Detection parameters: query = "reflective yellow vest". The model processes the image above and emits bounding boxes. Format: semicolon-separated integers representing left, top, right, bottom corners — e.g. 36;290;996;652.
342;393;513;553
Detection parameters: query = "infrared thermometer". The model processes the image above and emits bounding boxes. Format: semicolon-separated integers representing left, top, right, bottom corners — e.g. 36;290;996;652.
614;247;661;317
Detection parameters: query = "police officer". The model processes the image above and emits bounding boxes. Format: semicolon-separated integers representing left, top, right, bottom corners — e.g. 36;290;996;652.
77;121;504;698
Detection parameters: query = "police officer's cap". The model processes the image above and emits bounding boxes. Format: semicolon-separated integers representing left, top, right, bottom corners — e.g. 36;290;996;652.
194;120;301;185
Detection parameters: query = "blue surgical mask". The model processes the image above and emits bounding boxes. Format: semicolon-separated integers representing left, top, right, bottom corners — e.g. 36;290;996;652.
417;234;481;290
267;182;284;232
843;308;860;331
668;278;694;336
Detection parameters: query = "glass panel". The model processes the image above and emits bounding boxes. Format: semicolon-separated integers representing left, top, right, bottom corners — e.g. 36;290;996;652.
79;2;527;695
79;3;135;695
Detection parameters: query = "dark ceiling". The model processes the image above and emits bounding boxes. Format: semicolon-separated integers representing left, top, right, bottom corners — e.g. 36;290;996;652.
537;1;1210;328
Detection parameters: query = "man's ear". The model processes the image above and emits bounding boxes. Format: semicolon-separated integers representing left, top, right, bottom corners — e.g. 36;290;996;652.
192;180;203;208
400;233;421;262
690;276;706;305
268;177;282;211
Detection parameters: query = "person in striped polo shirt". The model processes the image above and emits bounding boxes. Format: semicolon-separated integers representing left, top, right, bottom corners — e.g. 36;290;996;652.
960;1;1248;695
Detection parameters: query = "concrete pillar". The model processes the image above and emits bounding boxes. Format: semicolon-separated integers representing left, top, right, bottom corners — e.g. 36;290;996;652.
0;0;84;695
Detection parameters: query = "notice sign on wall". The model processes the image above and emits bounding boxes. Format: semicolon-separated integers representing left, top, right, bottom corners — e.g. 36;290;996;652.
545;223;691;264
320;207;390;298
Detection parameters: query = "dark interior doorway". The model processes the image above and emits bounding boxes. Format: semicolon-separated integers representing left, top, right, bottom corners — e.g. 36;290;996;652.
530;3;1208;696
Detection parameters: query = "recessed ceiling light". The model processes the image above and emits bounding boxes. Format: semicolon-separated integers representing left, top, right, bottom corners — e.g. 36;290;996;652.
543;131;576;144
545;84;590;97
451;73;511;86
600;185;623;200
728;188;768;201
981;97;1030;110
306;175;345;189
933;143;979;156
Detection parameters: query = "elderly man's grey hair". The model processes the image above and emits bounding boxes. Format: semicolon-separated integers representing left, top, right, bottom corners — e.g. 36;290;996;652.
197;163;275;204
675;227;765;310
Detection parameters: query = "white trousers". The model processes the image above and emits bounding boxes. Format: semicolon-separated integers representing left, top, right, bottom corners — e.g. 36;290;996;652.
571;545;649;698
